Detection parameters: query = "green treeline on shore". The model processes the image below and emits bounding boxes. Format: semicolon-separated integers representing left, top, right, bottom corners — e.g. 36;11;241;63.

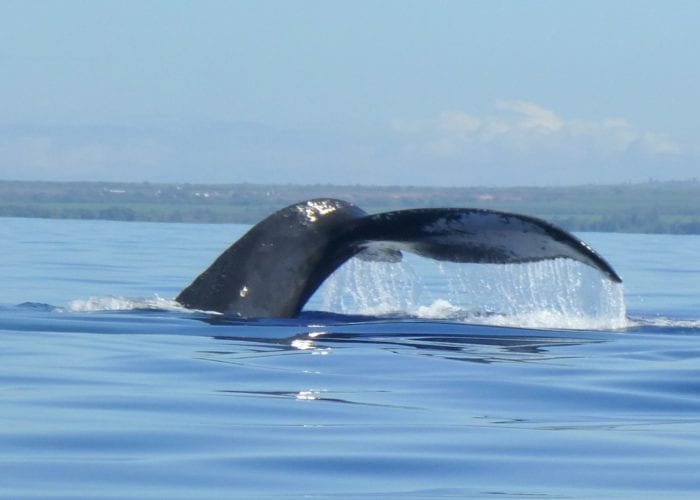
1;179;700;234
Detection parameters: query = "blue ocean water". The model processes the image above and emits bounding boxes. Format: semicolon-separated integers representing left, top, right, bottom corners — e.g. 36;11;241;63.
1;217;699;498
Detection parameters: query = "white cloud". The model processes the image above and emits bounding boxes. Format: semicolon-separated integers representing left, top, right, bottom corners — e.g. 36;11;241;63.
0;128;168;180
640;131;682;154
495;100;563;133
394;101;681;158
389;101;691;185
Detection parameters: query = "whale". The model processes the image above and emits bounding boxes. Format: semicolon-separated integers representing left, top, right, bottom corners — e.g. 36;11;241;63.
176;198;622;317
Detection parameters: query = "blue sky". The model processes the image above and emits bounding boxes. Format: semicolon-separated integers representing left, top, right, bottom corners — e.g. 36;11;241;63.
1;0;698;186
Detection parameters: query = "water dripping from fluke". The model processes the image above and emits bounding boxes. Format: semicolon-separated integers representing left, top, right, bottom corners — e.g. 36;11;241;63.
312;256;629;330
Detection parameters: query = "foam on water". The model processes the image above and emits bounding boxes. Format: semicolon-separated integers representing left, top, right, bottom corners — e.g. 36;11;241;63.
60;290;700;332
625;316;700;330
67;294;188;313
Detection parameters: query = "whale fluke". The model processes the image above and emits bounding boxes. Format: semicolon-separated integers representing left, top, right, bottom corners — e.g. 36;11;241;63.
176;198;621;317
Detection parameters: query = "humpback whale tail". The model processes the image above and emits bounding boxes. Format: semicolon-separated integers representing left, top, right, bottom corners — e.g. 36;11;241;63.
176;198;622;317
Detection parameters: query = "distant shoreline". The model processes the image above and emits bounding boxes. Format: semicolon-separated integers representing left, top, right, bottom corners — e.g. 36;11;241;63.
2;179;700;234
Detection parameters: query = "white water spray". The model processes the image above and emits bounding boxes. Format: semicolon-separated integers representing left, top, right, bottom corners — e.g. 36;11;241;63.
314;255;628;330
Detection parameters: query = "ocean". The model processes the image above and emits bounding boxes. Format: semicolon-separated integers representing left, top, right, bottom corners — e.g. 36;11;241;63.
1;217;699;498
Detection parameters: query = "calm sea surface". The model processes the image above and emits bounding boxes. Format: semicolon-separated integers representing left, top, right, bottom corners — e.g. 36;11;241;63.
1;217;699;499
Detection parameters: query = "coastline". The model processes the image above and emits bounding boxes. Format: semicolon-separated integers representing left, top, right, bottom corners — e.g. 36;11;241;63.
2;179;699;234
